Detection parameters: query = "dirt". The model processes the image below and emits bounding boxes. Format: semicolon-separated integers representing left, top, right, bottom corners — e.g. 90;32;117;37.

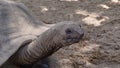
13;0;120;68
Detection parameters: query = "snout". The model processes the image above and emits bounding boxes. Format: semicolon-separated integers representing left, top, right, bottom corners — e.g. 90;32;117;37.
77;29;84;39
79;31;84;39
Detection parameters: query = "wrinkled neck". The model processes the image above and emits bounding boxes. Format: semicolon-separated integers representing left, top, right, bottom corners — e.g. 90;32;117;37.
17;29;63;64
32;31;62;58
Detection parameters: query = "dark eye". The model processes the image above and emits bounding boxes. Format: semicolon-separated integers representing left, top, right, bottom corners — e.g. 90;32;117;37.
66;29;72;34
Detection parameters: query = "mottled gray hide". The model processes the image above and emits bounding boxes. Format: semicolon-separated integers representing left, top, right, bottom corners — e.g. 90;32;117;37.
0;0;84;68
0;0;50;66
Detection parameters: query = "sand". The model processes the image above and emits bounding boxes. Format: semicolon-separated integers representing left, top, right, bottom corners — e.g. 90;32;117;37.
13;0;120;68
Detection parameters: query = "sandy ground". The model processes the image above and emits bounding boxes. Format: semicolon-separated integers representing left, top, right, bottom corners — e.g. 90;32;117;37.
12;0;120;68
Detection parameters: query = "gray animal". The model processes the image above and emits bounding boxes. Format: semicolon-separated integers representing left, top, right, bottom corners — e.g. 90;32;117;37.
0;0;84;68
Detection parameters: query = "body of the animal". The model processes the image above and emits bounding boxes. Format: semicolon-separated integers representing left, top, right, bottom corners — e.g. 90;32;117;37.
0;0;84;68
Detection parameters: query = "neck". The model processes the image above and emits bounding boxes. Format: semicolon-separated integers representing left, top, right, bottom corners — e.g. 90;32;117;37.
17;28;63;65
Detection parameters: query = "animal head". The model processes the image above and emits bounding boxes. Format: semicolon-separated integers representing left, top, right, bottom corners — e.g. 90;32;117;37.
50;21;84;46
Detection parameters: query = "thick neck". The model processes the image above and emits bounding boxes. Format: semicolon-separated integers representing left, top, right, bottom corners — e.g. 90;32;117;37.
17;29;63;65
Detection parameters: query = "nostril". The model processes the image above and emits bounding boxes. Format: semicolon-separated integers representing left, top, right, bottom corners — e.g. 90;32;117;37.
80;33;84;37
79;25;81;28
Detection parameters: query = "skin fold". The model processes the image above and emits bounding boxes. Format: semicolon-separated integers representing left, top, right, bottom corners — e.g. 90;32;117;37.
1;22;84;68
0;0;84;68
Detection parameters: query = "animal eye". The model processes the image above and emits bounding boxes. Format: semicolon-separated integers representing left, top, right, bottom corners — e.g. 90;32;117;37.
66;29;72;34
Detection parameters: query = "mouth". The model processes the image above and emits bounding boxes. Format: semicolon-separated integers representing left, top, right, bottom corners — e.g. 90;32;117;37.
66;37;81;44
66;34;84;44
64;32;84;45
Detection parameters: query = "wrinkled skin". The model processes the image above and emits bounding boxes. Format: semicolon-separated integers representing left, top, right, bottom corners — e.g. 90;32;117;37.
0;0;84;68
1;22;84;68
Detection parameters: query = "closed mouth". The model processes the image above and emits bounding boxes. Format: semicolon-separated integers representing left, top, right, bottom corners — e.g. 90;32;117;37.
65;33;84;45
67;38;80;44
